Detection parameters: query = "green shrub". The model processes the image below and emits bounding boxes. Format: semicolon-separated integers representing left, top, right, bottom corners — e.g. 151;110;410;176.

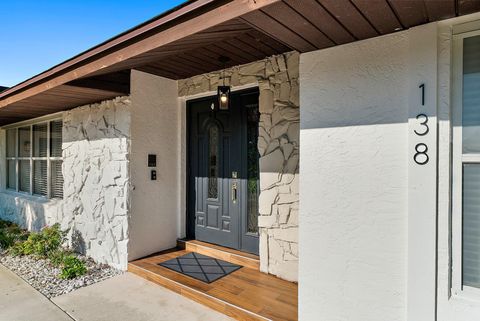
8;223;65;258
0;221;29;250
8;242;25;256
0;230;17;249
1;220;87;280
59;255;87;279
0;220;12;229
48;249;73;267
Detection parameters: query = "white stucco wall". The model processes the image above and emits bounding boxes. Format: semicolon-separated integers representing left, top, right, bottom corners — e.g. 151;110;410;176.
299;32;410;321
62;97;131;270
128;70;181;261
300;13;480;321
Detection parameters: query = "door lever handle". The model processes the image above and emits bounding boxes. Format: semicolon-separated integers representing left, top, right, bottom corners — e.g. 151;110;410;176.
232;182;238;203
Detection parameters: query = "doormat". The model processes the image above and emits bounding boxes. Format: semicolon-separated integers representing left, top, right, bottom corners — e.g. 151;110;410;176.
158;252;242;283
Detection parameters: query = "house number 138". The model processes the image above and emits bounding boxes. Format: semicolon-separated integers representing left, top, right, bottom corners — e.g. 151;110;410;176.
414;84;429;165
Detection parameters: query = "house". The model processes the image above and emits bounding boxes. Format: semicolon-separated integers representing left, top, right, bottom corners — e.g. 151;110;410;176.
1;0;480;320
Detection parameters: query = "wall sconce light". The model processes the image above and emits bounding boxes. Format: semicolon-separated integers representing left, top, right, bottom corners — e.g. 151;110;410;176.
217;56;231;110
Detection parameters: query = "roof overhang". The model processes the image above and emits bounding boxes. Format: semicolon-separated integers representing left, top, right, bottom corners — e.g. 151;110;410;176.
1;0;480;126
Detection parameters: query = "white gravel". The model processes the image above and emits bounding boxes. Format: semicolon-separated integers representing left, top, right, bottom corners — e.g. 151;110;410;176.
0;250;122;298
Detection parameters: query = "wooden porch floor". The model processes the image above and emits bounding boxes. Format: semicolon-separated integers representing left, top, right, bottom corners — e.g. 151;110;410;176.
128;242;298;321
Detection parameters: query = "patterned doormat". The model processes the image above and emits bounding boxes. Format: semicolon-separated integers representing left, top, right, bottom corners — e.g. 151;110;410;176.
158;252;242;283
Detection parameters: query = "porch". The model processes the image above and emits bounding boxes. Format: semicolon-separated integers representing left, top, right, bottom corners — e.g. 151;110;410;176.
128;240;298;321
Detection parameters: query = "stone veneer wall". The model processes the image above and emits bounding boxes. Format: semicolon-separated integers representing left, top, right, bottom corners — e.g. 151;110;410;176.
178;52;299;281
0;194;64;231
62;96;131;270
0;97;131;270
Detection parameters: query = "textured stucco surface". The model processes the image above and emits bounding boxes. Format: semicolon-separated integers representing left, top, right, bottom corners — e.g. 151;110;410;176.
128;70;181;261
0;192;64;231
62;96;131;270
299;32;409;321
0;97;131;270
179;53;299;282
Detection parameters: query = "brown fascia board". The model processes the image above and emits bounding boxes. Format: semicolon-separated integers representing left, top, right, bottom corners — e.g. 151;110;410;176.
0;0;281;108
0;0;216;101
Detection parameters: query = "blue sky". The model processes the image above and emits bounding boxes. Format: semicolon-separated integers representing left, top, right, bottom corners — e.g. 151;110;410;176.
0;0;185;87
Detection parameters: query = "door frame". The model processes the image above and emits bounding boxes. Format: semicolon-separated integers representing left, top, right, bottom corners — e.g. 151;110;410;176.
185;86;260;252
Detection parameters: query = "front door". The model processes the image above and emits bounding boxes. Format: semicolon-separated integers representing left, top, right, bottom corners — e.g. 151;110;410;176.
188;89;259;254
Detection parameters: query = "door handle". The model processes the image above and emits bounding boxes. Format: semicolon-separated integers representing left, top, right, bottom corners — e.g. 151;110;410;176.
232;182;238;203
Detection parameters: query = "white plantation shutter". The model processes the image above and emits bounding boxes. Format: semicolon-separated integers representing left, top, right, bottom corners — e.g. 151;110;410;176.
19;160;30;193
6;129;16;190
462;35;480;288
50;120;63;198
33;124;48;196
7;160;16;190
50;160;63;198
5;119;62;199
33;160;47;196
50;120;62;157
18;126;30;157
6;128;16;157
33;123;47;157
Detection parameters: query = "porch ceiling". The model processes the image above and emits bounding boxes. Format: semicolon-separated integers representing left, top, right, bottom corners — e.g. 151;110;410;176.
1;0;479;126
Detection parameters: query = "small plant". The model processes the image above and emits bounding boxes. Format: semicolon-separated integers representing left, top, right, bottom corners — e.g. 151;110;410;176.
48;249;72;267
59;255;87;279
10;224;65;258
0;220;28;250
0;219;88;280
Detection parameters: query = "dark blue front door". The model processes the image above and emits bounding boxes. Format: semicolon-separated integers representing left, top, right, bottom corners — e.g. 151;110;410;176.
188;89;259;254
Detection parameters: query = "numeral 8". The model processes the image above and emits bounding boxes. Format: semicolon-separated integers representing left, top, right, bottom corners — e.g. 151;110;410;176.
414;143;429;165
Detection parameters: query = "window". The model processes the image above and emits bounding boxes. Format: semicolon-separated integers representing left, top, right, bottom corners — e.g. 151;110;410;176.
207;124;219;199
5;119;63;199
453;31;480;294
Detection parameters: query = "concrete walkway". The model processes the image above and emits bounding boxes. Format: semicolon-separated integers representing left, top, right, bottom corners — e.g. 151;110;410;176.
52;273;232;321
0;264;72;321
0;264;232;321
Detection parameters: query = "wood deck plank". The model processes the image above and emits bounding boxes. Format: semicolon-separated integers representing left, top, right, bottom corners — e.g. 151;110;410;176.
128;248;297;321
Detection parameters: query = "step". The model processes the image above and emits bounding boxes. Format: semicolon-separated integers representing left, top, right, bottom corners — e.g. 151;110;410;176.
177;239;260;271
128;248;298;321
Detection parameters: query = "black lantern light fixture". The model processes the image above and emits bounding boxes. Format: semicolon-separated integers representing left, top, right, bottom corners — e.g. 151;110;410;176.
217;56;231;110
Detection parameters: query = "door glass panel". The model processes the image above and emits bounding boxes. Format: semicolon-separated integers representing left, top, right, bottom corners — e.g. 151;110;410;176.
208;125;219;199
247;103;260;234
463;164;480;288
463;35;480;153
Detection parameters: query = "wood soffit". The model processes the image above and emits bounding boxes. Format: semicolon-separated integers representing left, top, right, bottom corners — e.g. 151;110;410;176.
1;0;480;125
